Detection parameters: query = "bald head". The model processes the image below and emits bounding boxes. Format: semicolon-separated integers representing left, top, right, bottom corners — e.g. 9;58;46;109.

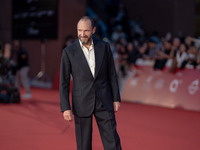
77;16;95;28
77;16;96;46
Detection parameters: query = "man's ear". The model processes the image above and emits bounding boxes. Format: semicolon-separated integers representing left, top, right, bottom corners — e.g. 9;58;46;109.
92;27;96;34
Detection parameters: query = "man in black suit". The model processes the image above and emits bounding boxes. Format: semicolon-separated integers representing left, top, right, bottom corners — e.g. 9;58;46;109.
60;16;122;150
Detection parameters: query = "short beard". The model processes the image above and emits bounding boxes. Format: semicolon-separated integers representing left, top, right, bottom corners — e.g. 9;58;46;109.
79;36;92;45
81;39;89;44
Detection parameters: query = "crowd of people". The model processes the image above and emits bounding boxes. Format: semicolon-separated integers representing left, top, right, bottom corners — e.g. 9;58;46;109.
0;40;31;99
89;1;200;79
109;34;200;77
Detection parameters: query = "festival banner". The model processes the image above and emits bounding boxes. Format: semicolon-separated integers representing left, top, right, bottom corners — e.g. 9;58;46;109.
122;66;200;111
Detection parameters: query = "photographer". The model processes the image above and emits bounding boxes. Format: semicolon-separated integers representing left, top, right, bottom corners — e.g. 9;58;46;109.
11;40;31;99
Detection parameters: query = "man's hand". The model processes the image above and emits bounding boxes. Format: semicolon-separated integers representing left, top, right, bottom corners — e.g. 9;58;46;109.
113;102;121;112
63;110;73;121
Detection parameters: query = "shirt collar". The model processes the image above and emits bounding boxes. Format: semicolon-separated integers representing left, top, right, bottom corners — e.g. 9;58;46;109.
79;39;94;50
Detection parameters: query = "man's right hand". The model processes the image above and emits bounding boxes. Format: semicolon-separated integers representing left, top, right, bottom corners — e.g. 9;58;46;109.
63;110;73;122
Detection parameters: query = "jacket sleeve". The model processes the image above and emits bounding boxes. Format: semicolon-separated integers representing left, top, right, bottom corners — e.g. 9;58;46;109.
106;43;121;102
59;49;71;112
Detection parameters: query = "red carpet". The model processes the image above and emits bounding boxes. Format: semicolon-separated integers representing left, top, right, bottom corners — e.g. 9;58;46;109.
0;88;200;150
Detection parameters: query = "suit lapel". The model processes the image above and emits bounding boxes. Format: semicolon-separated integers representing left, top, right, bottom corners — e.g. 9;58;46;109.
74;39;105;79
74;40;94;79
94;39;105;79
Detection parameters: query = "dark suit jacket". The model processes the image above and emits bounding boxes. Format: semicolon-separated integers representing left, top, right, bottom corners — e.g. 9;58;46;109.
60;39;121;117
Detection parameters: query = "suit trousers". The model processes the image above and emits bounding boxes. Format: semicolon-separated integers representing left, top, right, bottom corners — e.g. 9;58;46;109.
74;95;122;150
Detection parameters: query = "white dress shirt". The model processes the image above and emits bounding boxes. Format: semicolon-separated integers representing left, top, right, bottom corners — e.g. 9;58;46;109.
79;40;95;77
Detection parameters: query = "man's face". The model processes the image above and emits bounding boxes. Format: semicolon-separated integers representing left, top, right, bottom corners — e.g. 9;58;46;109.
77;20;96;45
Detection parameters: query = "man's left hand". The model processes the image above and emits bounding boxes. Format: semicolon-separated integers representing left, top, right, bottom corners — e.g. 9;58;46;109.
113;102;120;112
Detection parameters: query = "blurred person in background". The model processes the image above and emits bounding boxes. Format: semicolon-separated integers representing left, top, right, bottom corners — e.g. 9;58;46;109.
126;42;139;72
176;43;188;69
170;37;181;73
116;43;128;77
188;36;200;67
141;39;159;64
137;42;148;60
185;44;198;69
153;40;173;70
189;36;200;49
11;40;31;99
171;37;181;56
111;25;126;42
184;36;193;49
